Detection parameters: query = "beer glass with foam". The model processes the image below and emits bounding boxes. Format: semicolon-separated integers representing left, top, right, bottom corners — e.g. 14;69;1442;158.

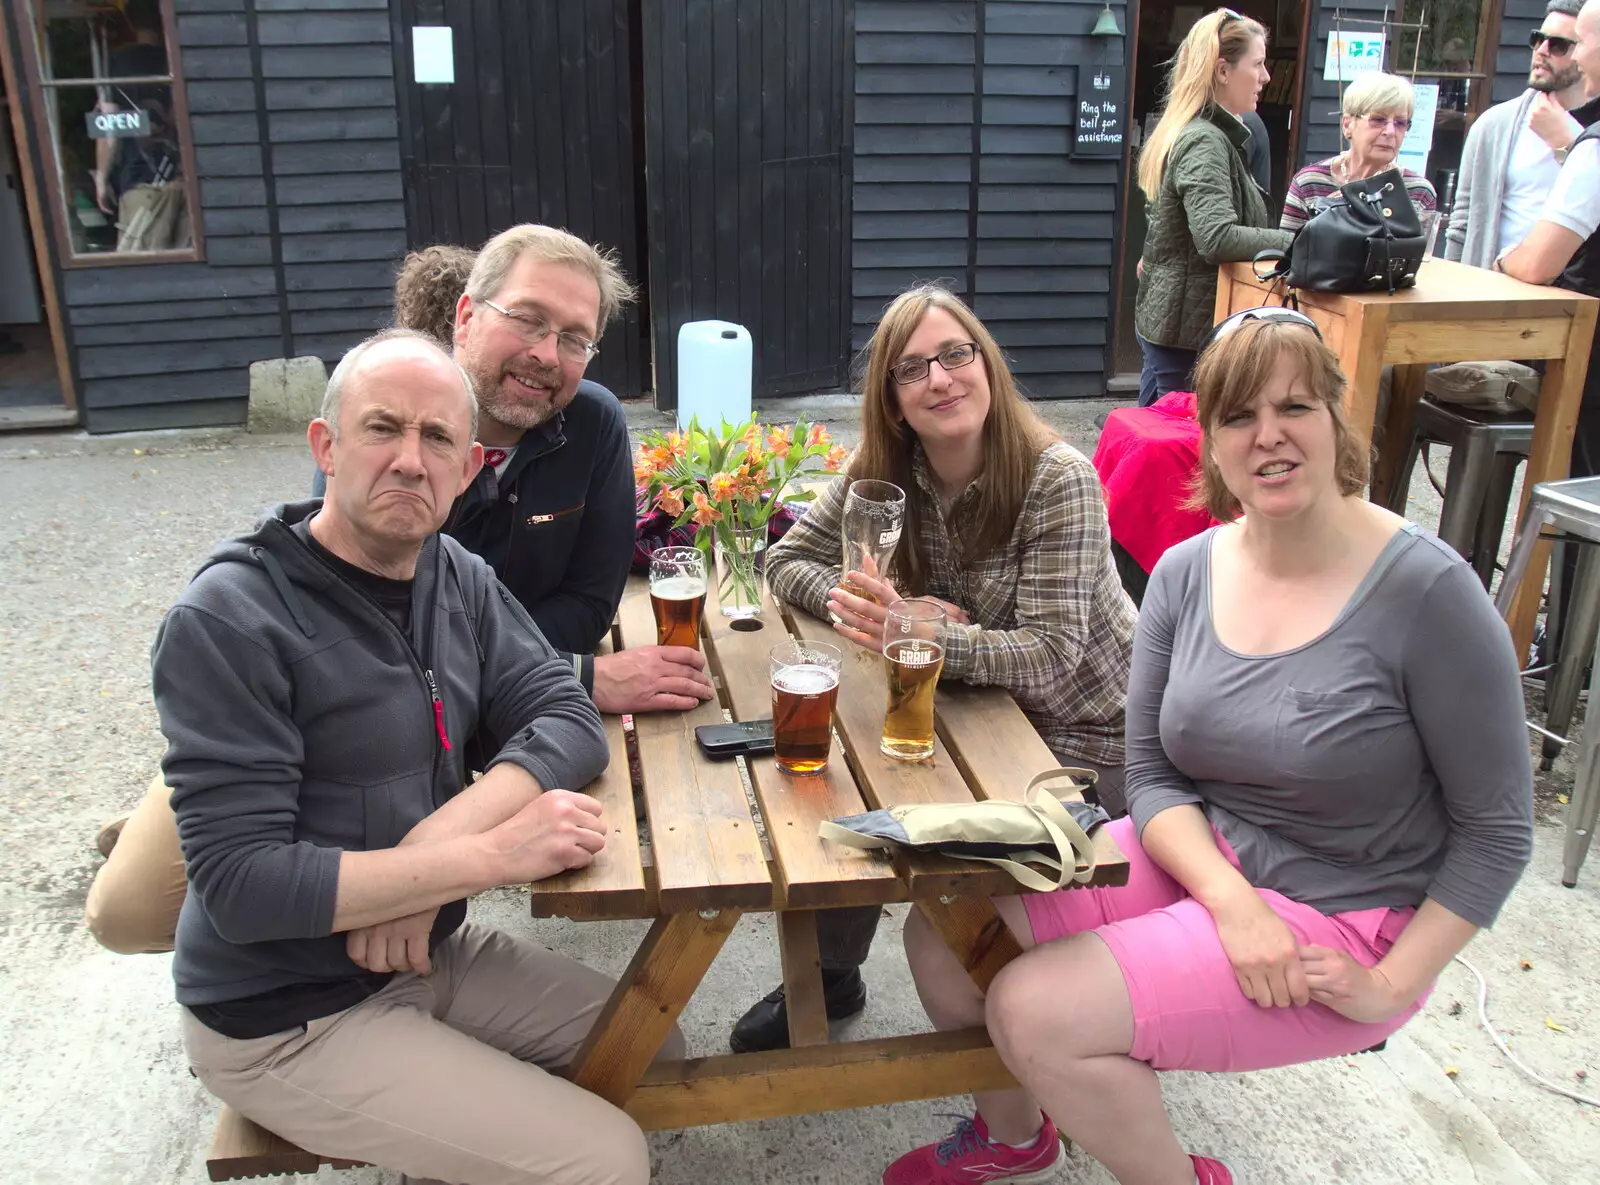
649;546;707;650
769;640;842;775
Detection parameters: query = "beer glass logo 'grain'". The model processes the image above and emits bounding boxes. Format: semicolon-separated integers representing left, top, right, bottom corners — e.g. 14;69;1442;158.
880;597;948;762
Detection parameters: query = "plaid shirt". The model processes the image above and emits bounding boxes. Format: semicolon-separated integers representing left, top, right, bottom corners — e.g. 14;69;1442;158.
768;441;1136;768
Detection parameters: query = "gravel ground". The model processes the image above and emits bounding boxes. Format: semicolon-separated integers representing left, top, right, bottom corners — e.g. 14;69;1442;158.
0;399;1595;1185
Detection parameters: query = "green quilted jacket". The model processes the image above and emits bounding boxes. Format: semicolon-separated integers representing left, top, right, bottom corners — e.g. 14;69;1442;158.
1135;106;1293;350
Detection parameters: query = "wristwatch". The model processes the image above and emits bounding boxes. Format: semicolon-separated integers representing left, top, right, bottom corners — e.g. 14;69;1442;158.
1555;145;1571;164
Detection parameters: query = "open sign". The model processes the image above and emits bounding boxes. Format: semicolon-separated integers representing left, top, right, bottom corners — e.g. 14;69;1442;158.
85;109;150;139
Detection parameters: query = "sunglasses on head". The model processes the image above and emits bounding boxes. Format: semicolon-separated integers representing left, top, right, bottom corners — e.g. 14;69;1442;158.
1219;7;1244;23
1530;29;1577;55
1200;307;1325;355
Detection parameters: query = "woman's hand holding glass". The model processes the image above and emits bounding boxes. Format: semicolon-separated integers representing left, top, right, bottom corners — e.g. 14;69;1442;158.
828;567;902;653
829;568;973;653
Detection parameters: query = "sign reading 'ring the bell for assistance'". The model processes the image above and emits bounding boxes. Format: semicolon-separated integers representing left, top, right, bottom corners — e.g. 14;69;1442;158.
1073;68;1126;156
85;109;149;139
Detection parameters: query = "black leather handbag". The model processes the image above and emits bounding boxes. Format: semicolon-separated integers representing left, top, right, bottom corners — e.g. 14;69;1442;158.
1256;167;1427;296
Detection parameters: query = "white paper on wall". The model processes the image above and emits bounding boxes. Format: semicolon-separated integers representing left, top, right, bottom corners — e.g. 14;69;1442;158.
413;26;454;85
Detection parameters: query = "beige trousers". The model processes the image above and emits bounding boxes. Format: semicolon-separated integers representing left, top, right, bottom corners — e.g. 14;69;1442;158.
183;923;680;1185
85;773;186;953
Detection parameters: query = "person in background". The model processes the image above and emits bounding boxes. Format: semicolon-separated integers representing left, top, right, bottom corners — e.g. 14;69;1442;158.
394;244;478;345
880;308;1532;1185
1241;109;1275;204
1446;0;1591;269
1497;0;1600;663
726;285;1136;1056
1134;9;1292;407
1280;72;1438;233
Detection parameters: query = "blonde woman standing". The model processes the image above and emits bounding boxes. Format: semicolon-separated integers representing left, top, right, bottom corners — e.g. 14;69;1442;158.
1135;8;1292;406
1281;72;1439;232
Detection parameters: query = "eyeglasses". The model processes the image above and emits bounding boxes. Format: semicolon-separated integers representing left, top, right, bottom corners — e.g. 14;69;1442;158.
1530;29;1577;55
480;299;600;363
1201;307;1325;354
1362;115;1413;132
889;341;980;386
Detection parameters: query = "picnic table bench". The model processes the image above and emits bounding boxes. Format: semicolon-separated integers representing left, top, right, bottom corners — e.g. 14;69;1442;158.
207;579;1128;1179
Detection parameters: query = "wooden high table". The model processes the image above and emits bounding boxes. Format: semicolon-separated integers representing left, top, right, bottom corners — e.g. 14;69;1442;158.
530;579;1128;1130
1215;256;1599;661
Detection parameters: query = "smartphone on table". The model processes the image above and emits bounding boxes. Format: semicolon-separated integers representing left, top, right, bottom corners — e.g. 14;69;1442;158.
694;719;776;760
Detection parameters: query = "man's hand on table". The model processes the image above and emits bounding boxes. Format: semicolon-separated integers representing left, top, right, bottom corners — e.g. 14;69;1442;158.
485;788;608;883
592;646;714;713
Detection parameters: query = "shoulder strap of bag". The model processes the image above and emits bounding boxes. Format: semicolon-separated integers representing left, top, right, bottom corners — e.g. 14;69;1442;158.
957;769;1102;892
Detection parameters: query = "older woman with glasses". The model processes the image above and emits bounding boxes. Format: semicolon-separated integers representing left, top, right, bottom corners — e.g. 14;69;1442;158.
1281;72;1439;232
881;306;1532;1185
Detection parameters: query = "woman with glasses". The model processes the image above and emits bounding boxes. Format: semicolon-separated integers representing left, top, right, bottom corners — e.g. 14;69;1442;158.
882;307;1532;1185
1280;72;1439;233
724;285;1137;1058
1133;8;1292;408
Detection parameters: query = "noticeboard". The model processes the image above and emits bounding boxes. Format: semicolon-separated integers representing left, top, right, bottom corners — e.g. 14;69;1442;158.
1073;67;1127;156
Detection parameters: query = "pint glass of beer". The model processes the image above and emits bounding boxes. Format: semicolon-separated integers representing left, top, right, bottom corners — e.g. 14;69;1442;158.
770;640;842;775
649;546;707;650
839;479;906;602
880;599;946;761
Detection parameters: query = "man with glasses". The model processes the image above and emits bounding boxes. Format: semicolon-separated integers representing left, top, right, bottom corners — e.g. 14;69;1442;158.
1445;0;1593;269
448;225;715;717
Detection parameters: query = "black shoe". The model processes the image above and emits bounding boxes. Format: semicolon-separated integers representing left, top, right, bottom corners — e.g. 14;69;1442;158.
728;967;867;1053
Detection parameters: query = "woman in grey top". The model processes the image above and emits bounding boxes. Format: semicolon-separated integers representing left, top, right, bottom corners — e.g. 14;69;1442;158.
882;309;1533;1185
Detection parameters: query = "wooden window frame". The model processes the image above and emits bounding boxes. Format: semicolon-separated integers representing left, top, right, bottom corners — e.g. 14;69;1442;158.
1392;0;1507;122
15;0;205;269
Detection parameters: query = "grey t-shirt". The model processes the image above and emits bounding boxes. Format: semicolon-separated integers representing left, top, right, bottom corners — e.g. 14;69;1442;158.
1126;524;1533;928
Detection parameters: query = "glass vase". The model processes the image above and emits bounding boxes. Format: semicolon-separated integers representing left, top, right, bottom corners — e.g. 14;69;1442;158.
714;524;767;619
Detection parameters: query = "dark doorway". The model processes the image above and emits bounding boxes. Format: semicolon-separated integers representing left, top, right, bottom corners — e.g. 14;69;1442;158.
640;0;852;408
390;0;649;399
1112;0;1310;380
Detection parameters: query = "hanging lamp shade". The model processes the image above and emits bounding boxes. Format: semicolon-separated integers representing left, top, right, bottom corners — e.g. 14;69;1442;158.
1091;3;1123;36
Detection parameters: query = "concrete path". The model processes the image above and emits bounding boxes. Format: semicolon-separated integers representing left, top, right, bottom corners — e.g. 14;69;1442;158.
1;401;1595;1184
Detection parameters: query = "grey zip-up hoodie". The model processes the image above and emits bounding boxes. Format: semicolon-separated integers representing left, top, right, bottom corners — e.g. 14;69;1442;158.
152;500;608;1007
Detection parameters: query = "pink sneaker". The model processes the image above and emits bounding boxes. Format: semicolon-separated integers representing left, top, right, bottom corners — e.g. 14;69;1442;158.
882;1114;1066;1185
1192;1153;1236;1184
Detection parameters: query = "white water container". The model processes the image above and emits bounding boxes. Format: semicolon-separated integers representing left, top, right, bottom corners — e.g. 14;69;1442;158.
676;320;753;432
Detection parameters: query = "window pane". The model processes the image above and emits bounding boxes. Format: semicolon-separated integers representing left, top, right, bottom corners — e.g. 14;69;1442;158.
53;80;192;255
1393;0;1483;102
35;1;193;257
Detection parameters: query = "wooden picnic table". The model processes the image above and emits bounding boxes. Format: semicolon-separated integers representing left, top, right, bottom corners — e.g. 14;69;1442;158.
529;576;1130;1130
206;577;1130;1178
1214;257;1599;665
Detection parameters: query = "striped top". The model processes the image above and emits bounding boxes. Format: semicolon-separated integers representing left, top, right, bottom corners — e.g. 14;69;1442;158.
1280;157;1438;232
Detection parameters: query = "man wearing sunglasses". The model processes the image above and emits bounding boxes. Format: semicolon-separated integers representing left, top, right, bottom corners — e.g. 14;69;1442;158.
1445;0;1593;270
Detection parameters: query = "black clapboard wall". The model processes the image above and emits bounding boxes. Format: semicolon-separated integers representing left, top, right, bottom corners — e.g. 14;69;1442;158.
852;0;1127;399
640;0;852;406
390;0;647;400
43;0;403;432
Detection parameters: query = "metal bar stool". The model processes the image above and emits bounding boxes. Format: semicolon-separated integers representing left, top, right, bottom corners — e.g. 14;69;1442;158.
1387;398;1534;588
1494;475;1600;887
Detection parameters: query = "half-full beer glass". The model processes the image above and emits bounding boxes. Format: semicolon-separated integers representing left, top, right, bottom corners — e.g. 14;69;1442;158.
770;640;842;775
881;599;946;761
649;547;707;650
840;479;906;601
